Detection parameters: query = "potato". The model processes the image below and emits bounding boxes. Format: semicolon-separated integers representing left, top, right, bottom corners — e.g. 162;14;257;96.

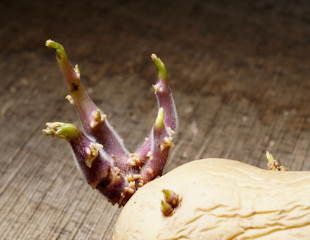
113;159;310;240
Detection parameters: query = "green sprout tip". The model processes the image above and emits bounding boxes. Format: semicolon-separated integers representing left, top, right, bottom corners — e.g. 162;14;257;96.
46;39;67;62
43;122;80;141
151;53;168;81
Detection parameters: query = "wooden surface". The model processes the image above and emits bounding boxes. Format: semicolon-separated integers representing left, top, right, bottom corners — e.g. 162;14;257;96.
1;1;309;239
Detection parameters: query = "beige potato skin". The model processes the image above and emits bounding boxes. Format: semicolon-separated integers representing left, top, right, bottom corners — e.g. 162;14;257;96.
113;158;310;240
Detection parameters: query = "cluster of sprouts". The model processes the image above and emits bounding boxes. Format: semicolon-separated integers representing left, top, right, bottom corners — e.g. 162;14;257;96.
43;40;178;205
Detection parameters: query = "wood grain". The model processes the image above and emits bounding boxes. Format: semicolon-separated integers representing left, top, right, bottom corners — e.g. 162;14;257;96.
0;1;309;239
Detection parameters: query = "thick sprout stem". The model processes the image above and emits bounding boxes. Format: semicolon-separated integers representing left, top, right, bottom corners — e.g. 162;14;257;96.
46;40;129;167
46;39;80;90
140;108;173;182
43;121;135;205
134;54;177;171
266;151;286;171
45;40;96;124
151;54;177;130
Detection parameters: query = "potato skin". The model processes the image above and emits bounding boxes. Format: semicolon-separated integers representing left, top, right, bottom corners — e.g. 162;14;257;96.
113;159;310;240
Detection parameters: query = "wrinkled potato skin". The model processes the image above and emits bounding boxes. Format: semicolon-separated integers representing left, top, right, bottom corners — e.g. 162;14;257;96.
113;159;310;240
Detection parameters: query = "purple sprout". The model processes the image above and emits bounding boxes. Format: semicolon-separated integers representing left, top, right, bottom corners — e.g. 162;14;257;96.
43;40;178;206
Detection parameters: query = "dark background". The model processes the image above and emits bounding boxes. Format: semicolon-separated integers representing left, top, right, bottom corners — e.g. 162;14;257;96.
0;1;309;239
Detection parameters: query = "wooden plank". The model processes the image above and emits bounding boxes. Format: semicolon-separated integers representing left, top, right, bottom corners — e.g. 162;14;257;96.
0;1;309;239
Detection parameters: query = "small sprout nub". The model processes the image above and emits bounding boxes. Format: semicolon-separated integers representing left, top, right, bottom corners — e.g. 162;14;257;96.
161;189;180;216
85;143;103;168
124;186;135;194
128;181;135;189
126;173;143;190
167;127;175;137
133;174;142;180
152;84;161;94
74;64;80;79
146;151;153;159
151;53;168;81
65;95;74;104
138;180;144;187
162;189;180;208
90;109;106;128
160;136;173;151
129;153;142;167
161;200;174;217
266;151;286;171
155;108;165;130
126;174;134;182
42;122;80;141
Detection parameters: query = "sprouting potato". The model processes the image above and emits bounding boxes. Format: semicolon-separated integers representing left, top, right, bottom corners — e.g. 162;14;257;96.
44;40;310;240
